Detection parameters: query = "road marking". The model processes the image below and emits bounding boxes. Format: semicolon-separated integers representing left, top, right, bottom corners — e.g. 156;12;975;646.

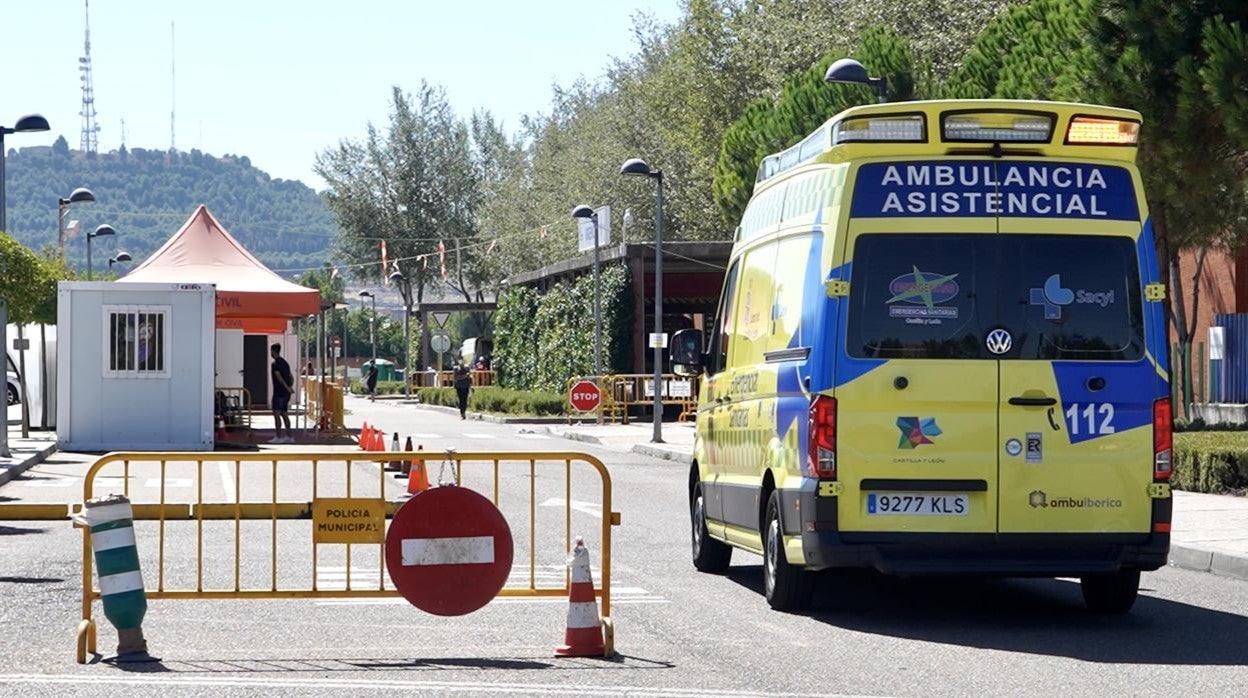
218;462;236;503
514;433;549;440
406;432;443;439
462;433;497;439
0;674;833;696
539;497;601;518
26;476;75;488
144;477;192;488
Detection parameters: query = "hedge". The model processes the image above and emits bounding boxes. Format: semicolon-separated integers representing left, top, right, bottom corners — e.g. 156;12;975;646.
494;263;633;393
1174;432;1248;495
416;386;565;416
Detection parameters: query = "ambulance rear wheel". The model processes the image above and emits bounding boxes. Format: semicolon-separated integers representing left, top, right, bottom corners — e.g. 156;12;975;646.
763;490;813;612
691;483;731;573
1080;569;1140;614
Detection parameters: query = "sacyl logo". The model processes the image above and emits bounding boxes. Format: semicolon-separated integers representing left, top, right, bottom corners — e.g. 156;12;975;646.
1030;274;1115;320
985;328;1012;355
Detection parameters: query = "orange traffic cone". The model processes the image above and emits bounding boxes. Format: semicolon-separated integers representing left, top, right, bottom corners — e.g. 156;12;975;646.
359;423;371;450
555;537;605;657
386;433;402;471
398;436;414;478
406;445;429;494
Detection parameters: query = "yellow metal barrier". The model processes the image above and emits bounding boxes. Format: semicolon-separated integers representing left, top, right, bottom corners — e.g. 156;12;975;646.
301;378;346;435
566;374;698;424
410;369;496;389
74;450;619;663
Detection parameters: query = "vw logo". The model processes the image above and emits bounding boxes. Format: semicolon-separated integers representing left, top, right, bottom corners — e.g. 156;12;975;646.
985;328;1013;355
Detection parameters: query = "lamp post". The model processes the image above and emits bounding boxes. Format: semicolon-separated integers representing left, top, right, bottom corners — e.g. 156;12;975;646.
620;157;665;443
389;270;413;400
58;187;96;256
0;114;51;234
571;205;603;379
86;224;116;281
107;251;131;274
823;58;889;103
358;291;377;393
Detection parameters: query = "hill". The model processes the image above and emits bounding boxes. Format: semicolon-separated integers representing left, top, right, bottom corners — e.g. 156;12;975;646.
3;137;337;275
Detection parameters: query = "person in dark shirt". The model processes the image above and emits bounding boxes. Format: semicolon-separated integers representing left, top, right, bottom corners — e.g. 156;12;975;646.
452;363;472;420
365;363;379;401
270;343;294;443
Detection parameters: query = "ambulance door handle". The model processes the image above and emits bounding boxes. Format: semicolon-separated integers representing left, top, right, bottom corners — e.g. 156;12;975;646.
1008;396;1057;407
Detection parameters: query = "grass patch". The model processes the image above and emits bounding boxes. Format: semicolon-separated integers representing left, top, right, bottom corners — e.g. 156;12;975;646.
416;386;565;417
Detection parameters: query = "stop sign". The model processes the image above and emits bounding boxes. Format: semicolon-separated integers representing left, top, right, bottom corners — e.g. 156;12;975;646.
568;380;602;412
385;487;514;616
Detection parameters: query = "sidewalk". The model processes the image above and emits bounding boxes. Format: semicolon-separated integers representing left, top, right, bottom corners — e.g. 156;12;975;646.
0;424;58;487
547;421;1248;583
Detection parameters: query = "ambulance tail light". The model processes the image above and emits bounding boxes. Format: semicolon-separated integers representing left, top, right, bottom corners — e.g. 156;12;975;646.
808;395;837;478
1154;398;1173;480
941;112;1053;142
1066;116;1140;145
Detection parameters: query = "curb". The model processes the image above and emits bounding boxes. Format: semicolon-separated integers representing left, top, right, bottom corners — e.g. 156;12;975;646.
0;441;59;488
631;443;691;463
1168;543;1248;582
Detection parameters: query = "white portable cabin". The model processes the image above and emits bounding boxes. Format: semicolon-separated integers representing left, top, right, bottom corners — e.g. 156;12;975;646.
57;281;215;451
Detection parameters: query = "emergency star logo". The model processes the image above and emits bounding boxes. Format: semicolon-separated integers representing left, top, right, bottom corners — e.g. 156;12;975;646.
897;417;942;449
887;266;959;309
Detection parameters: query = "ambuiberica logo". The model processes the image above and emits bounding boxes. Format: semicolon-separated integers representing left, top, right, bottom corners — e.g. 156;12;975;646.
1028;490;1123;509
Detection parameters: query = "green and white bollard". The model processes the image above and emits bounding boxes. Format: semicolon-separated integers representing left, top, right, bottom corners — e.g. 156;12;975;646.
80;494;156;661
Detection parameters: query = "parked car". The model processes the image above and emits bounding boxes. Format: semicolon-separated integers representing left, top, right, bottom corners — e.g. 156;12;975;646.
6;369;19;406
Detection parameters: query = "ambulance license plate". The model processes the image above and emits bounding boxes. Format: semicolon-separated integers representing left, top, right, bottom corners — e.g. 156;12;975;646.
866;493;969;516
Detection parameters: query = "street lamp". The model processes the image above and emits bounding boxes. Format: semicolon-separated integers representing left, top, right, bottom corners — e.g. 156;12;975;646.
358;291;377;395
620;157;666;443
86;224;116;281
0;114;51;234
571;205;604;380
108;251;132;273
389;270;413;400
823;58;889;103
58;187;96;255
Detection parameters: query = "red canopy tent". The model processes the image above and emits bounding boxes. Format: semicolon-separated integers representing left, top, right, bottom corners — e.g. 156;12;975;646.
119;205;320;332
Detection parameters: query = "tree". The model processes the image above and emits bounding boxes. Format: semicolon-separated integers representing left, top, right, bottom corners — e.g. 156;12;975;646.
1092;1;1248;411
52;135;70;158
0;234;62;325
712;27;920;225
316;84;482;306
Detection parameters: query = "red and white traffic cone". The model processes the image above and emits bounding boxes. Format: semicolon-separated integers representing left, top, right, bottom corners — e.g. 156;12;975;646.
555;537;604;657
386;433;402;471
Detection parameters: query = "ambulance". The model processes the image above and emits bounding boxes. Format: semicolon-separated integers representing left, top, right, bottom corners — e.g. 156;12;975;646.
671;99;1172;613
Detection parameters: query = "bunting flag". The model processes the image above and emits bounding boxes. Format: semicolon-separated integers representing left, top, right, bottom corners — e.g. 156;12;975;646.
330;266;339;280
539;226;547;239
380;241;389;285
487;238;497;254
438;240;447;280
422;254;428;270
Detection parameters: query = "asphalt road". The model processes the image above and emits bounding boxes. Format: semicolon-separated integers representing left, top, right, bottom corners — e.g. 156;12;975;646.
0;396;1246;696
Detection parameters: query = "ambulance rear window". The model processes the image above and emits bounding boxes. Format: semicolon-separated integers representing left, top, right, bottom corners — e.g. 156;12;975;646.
1002;234;1144;361
846;233;1144;361
848;233;996;359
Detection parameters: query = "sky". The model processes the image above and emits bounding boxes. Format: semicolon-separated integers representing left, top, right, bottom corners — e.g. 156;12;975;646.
1;0;684;188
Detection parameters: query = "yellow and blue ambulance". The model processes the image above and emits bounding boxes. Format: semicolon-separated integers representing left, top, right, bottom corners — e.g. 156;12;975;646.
671;100;1173;613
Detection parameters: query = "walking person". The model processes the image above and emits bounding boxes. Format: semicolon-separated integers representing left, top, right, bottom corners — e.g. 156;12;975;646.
453;362;472;420
270;343;295;444
365;362;378;401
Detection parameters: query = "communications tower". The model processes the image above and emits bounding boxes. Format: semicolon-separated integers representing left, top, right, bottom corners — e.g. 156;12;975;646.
79;0;100;154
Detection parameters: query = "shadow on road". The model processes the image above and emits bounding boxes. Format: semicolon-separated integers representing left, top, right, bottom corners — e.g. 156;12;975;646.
97;654;671;674
725;564;1248;665
0;525;47;536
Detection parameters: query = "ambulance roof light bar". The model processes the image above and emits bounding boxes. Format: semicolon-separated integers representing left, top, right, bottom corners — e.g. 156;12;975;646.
824;58;888;103
1066;116;1140;145
941;112;1054;143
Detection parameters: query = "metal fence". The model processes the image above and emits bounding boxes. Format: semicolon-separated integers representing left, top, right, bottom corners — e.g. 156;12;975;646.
73;450;618;663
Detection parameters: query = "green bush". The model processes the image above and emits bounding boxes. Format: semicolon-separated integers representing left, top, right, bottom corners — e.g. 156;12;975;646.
416;386;565;416
1173;432;1248;494
349;380;405;395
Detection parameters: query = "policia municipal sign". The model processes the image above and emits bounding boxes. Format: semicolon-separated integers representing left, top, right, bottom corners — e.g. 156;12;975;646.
313;498;385;544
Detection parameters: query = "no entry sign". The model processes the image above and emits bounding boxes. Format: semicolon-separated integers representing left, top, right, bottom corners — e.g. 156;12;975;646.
385;487;514;616
569;380;602;413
